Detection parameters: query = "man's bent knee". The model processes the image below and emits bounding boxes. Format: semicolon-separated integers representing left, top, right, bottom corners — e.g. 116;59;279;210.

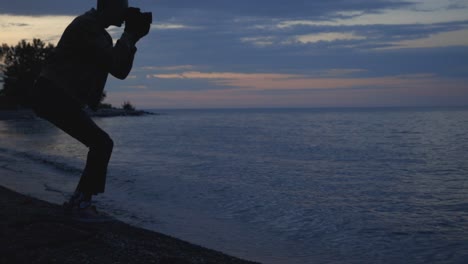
102;135;114;152
91;133;114;153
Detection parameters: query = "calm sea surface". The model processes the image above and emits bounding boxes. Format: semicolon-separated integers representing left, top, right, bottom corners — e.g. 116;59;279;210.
1;107;468;264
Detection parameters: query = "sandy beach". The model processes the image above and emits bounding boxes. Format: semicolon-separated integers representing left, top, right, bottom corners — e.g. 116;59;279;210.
0;184;260;264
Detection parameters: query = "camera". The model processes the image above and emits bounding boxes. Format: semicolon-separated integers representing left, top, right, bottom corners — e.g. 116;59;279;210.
142;12;152;24
126;7;152;24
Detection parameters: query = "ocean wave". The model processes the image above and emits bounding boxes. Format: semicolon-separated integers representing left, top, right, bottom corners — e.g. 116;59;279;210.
0;146;81;174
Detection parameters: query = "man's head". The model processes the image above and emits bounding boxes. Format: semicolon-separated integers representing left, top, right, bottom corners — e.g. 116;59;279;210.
97;0;129;27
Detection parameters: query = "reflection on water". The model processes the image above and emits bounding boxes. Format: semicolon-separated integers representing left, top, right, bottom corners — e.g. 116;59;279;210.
1;117;63;150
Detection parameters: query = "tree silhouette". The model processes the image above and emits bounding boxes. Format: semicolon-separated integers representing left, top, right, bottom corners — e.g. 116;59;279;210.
0;39;55;106
0;63;4;85
1;39;116;110
122;101;136;111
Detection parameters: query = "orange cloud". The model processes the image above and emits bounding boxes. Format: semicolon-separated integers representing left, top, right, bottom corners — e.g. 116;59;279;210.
112;71;468;108
146;71;450;92
108;75;468;109
108;81;468;108
147;71;300;80
141;65;196;71
121;85;148;89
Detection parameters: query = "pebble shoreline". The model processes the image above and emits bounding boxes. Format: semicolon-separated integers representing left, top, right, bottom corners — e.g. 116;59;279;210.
0;185;261;264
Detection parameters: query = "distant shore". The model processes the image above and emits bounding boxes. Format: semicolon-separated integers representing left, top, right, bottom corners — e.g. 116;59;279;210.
0;108;157;120
0;184;260;264
85;108;158;117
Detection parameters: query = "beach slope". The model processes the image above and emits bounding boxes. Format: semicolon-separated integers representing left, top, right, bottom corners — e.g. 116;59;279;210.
0;185;260;264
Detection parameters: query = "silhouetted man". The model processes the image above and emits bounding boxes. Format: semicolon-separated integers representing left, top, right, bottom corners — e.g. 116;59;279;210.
31;0;150;221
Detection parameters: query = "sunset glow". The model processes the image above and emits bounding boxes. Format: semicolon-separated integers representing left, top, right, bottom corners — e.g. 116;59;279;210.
1;0;467;108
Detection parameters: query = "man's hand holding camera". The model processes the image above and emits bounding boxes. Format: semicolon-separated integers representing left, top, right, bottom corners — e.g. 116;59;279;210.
124;7;152;43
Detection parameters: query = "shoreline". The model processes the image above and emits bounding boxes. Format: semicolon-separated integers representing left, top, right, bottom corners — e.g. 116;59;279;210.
0;185;260;264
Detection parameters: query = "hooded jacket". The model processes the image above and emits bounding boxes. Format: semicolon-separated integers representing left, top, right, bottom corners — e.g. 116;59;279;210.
40;8;136;109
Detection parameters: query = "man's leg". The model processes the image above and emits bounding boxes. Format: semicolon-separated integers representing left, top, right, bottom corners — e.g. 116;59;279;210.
32;78;113;201
42;110;114;198
76;123;114;196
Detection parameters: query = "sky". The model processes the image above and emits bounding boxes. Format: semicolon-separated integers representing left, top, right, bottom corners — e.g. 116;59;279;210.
1;0;468;109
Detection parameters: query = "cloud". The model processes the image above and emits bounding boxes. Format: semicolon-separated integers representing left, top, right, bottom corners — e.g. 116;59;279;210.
0;14;73;45
0;0;412;19
147;71;300;81
295;32;366;44
211;74;447;91
141;65;196;71
147;68;368;80
240;36;276;46
0;1;91;15
144;70;462;94
152;0;414;18
447;0;468;9
276;3;468;27
151;23;197;30
122;85;148;89
321;69;368;76
0;22;28;27
107;75;468;109
240;18;468;51
3;0;468;108
381;28;468;49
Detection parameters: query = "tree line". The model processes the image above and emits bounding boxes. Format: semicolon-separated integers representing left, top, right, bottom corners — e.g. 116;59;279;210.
0;39;54;108
0;39;134;110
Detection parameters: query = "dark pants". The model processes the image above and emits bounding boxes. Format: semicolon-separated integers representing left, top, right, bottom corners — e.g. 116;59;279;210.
31;77;113;195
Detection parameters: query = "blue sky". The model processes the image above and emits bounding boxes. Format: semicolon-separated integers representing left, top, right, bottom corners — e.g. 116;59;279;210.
1;0;468;108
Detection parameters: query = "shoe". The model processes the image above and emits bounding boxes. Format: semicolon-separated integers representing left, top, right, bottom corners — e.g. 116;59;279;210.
72;204;115;223
63;192;84;214
63;194;114;223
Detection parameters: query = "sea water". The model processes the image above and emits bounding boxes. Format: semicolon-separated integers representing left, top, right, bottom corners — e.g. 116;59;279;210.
1;107;468;264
